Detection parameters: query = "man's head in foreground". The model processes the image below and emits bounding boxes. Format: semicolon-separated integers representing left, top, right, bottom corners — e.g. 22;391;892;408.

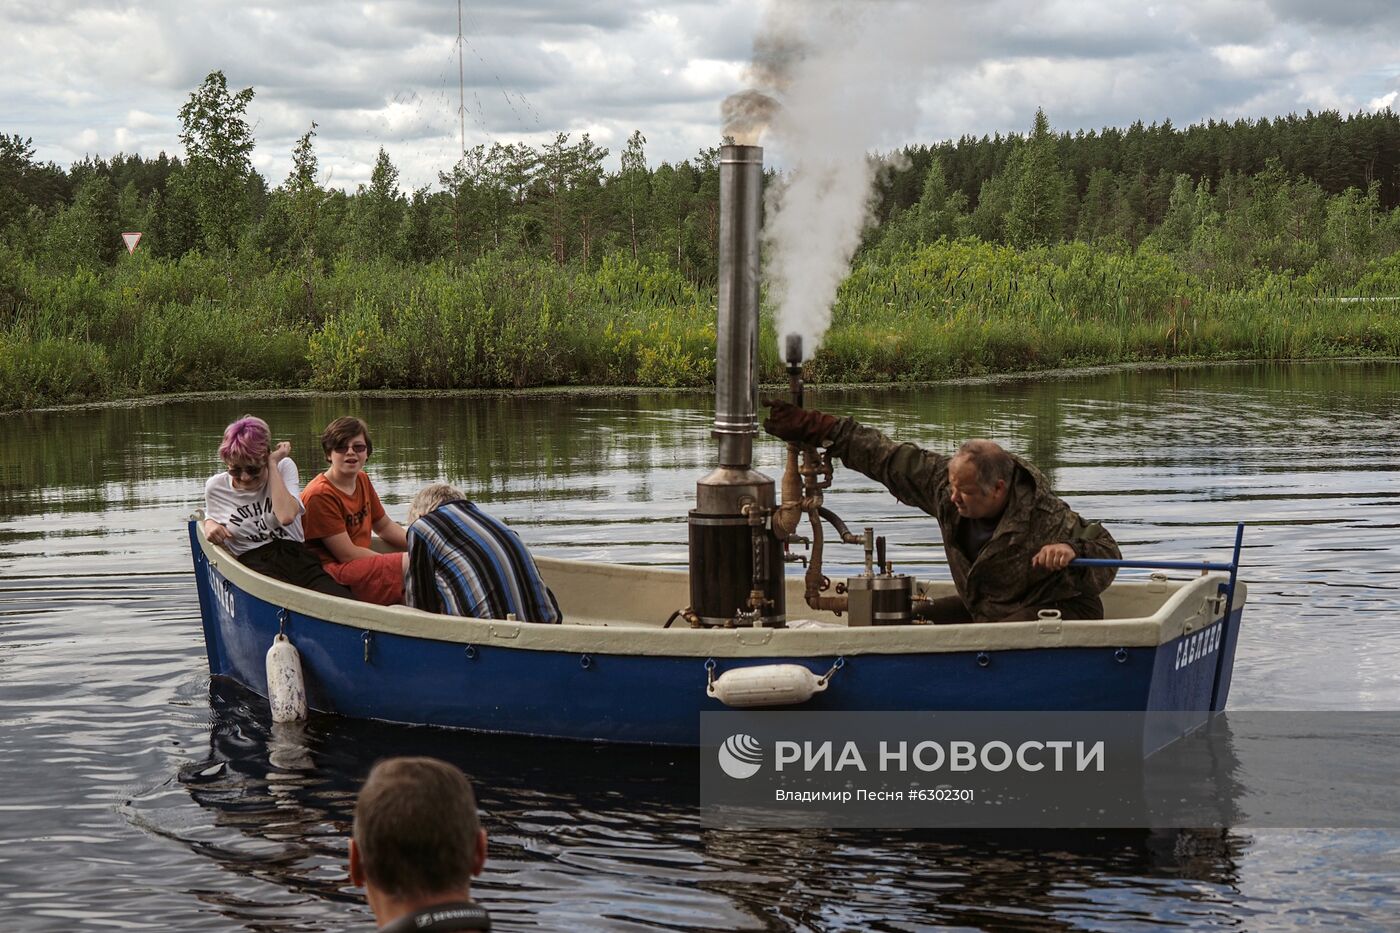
349;757;488;926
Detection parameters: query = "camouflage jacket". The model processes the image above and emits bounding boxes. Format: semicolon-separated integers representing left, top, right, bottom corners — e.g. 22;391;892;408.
827;417;1120;622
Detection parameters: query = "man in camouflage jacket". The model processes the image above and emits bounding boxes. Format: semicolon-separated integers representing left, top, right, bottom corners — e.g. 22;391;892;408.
764;401;1121;623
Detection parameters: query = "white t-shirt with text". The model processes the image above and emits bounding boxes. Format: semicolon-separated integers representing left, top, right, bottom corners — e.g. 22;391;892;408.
203;458;306;556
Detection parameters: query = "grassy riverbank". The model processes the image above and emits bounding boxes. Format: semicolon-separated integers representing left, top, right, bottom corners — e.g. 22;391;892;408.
5;239;1400;412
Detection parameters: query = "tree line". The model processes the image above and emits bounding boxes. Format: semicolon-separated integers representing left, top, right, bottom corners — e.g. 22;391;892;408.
6;71;1400;411
5;71;1400;289
0;72;724;289
871;107;1400;287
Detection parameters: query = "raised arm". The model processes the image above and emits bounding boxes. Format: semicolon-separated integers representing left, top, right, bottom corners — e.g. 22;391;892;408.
764;400;949;515
825;418;950;516
265;442;301;527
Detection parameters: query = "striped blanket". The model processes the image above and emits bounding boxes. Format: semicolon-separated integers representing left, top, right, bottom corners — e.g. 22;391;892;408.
405;500;562;623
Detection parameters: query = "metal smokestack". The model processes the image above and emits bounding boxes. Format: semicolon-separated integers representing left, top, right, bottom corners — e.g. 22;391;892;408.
713;144;763;468
687;143;785;628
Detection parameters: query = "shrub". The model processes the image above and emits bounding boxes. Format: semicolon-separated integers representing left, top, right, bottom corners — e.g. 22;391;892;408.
308;296;387;390
134;299;307;394
0;335;109;409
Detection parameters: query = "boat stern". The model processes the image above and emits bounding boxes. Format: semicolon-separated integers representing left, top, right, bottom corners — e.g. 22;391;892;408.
1143;579;1249;712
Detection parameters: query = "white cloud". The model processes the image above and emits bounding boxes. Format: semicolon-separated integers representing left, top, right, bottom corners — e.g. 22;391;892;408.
645;10;681;32
537;38;629;81
1298;83;1355;112
124;110;165;129
1211;43;1280;77
3;0;1400;189
579;123;617;146
680;59;739;95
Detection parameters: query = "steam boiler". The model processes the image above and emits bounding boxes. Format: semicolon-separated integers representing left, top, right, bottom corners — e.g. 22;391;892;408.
684;144;916;628
686;144;786;628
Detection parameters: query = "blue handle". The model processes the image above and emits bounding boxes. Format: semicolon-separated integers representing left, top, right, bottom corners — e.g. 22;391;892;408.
1067;522;1245;579
1069;558;1234;572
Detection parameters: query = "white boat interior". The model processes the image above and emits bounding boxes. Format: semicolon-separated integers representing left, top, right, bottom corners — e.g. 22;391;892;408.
195;524;1244;659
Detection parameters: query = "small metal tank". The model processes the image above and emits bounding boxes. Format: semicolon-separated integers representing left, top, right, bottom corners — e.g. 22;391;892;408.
846;572;915;626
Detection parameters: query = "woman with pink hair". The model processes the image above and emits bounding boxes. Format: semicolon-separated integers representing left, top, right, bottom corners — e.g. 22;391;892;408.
203;415;350;597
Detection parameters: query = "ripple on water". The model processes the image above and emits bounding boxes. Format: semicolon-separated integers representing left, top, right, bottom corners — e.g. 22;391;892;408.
3;365;1400;929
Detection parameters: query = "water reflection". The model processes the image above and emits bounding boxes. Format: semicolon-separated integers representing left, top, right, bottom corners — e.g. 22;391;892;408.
4;363;1398;500
6;362;1400;930
147;683;1247;932
5;363;1400;700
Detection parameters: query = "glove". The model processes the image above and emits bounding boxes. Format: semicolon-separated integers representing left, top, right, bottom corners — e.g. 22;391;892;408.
763;400;838;445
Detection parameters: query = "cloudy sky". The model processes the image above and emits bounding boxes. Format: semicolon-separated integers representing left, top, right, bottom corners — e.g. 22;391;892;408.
4;0;1400;191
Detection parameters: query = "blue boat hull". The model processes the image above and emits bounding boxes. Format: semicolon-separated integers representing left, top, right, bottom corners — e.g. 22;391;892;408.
190;524;1244;745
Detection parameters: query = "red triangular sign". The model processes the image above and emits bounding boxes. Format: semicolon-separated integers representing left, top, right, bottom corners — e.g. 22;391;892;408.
122;232;143;254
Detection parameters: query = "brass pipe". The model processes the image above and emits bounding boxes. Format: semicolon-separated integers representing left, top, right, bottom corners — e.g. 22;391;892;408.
803;502;848;615
773;347;851;614
773;443;804;540
803;503;823;595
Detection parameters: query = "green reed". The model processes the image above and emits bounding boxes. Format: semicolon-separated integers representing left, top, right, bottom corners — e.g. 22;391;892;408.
4;239;1400;412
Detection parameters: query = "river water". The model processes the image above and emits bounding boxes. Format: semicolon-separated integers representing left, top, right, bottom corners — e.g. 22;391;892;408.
2;361;1399;931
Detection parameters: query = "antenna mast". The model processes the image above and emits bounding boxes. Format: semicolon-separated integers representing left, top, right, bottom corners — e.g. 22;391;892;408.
457;0;466;156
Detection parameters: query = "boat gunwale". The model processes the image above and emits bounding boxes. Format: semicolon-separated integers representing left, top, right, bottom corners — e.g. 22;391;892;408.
191;521;1245;658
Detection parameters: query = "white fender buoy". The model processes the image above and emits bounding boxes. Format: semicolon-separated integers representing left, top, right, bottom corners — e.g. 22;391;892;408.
708;664;828;708
265;633;307;722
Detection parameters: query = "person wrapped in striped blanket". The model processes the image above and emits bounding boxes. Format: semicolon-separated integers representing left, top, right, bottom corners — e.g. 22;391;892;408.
404;483;563;624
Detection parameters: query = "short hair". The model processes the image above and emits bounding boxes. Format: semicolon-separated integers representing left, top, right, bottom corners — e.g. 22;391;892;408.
353;757;480;899
952;439;1014;493
218;415;270;465
321;416;373;461
408;483;466;525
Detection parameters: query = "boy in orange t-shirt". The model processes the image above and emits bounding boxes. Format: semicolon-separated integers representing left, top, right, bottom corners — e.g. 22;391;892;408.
301;417;408;605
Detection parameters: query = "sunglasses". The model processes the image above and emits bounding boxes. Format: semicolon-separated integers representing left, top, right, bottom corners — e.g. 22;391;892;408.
334;443;369;454
227;463;263;478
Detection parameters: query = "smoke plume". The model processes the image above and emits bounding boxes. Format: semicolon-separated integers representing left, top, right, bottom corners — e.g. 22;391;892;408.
719;90;780;147
722;1;926;363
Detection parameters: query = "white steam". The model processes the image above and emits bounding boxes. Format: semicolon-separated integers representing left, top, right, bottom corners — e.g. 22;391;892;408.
725;1;930;363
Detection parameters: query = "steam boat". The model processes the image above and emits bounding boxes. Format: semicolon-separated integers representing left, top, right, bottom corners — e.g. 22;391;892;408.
187;144;1248;745
190;524;1245;745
